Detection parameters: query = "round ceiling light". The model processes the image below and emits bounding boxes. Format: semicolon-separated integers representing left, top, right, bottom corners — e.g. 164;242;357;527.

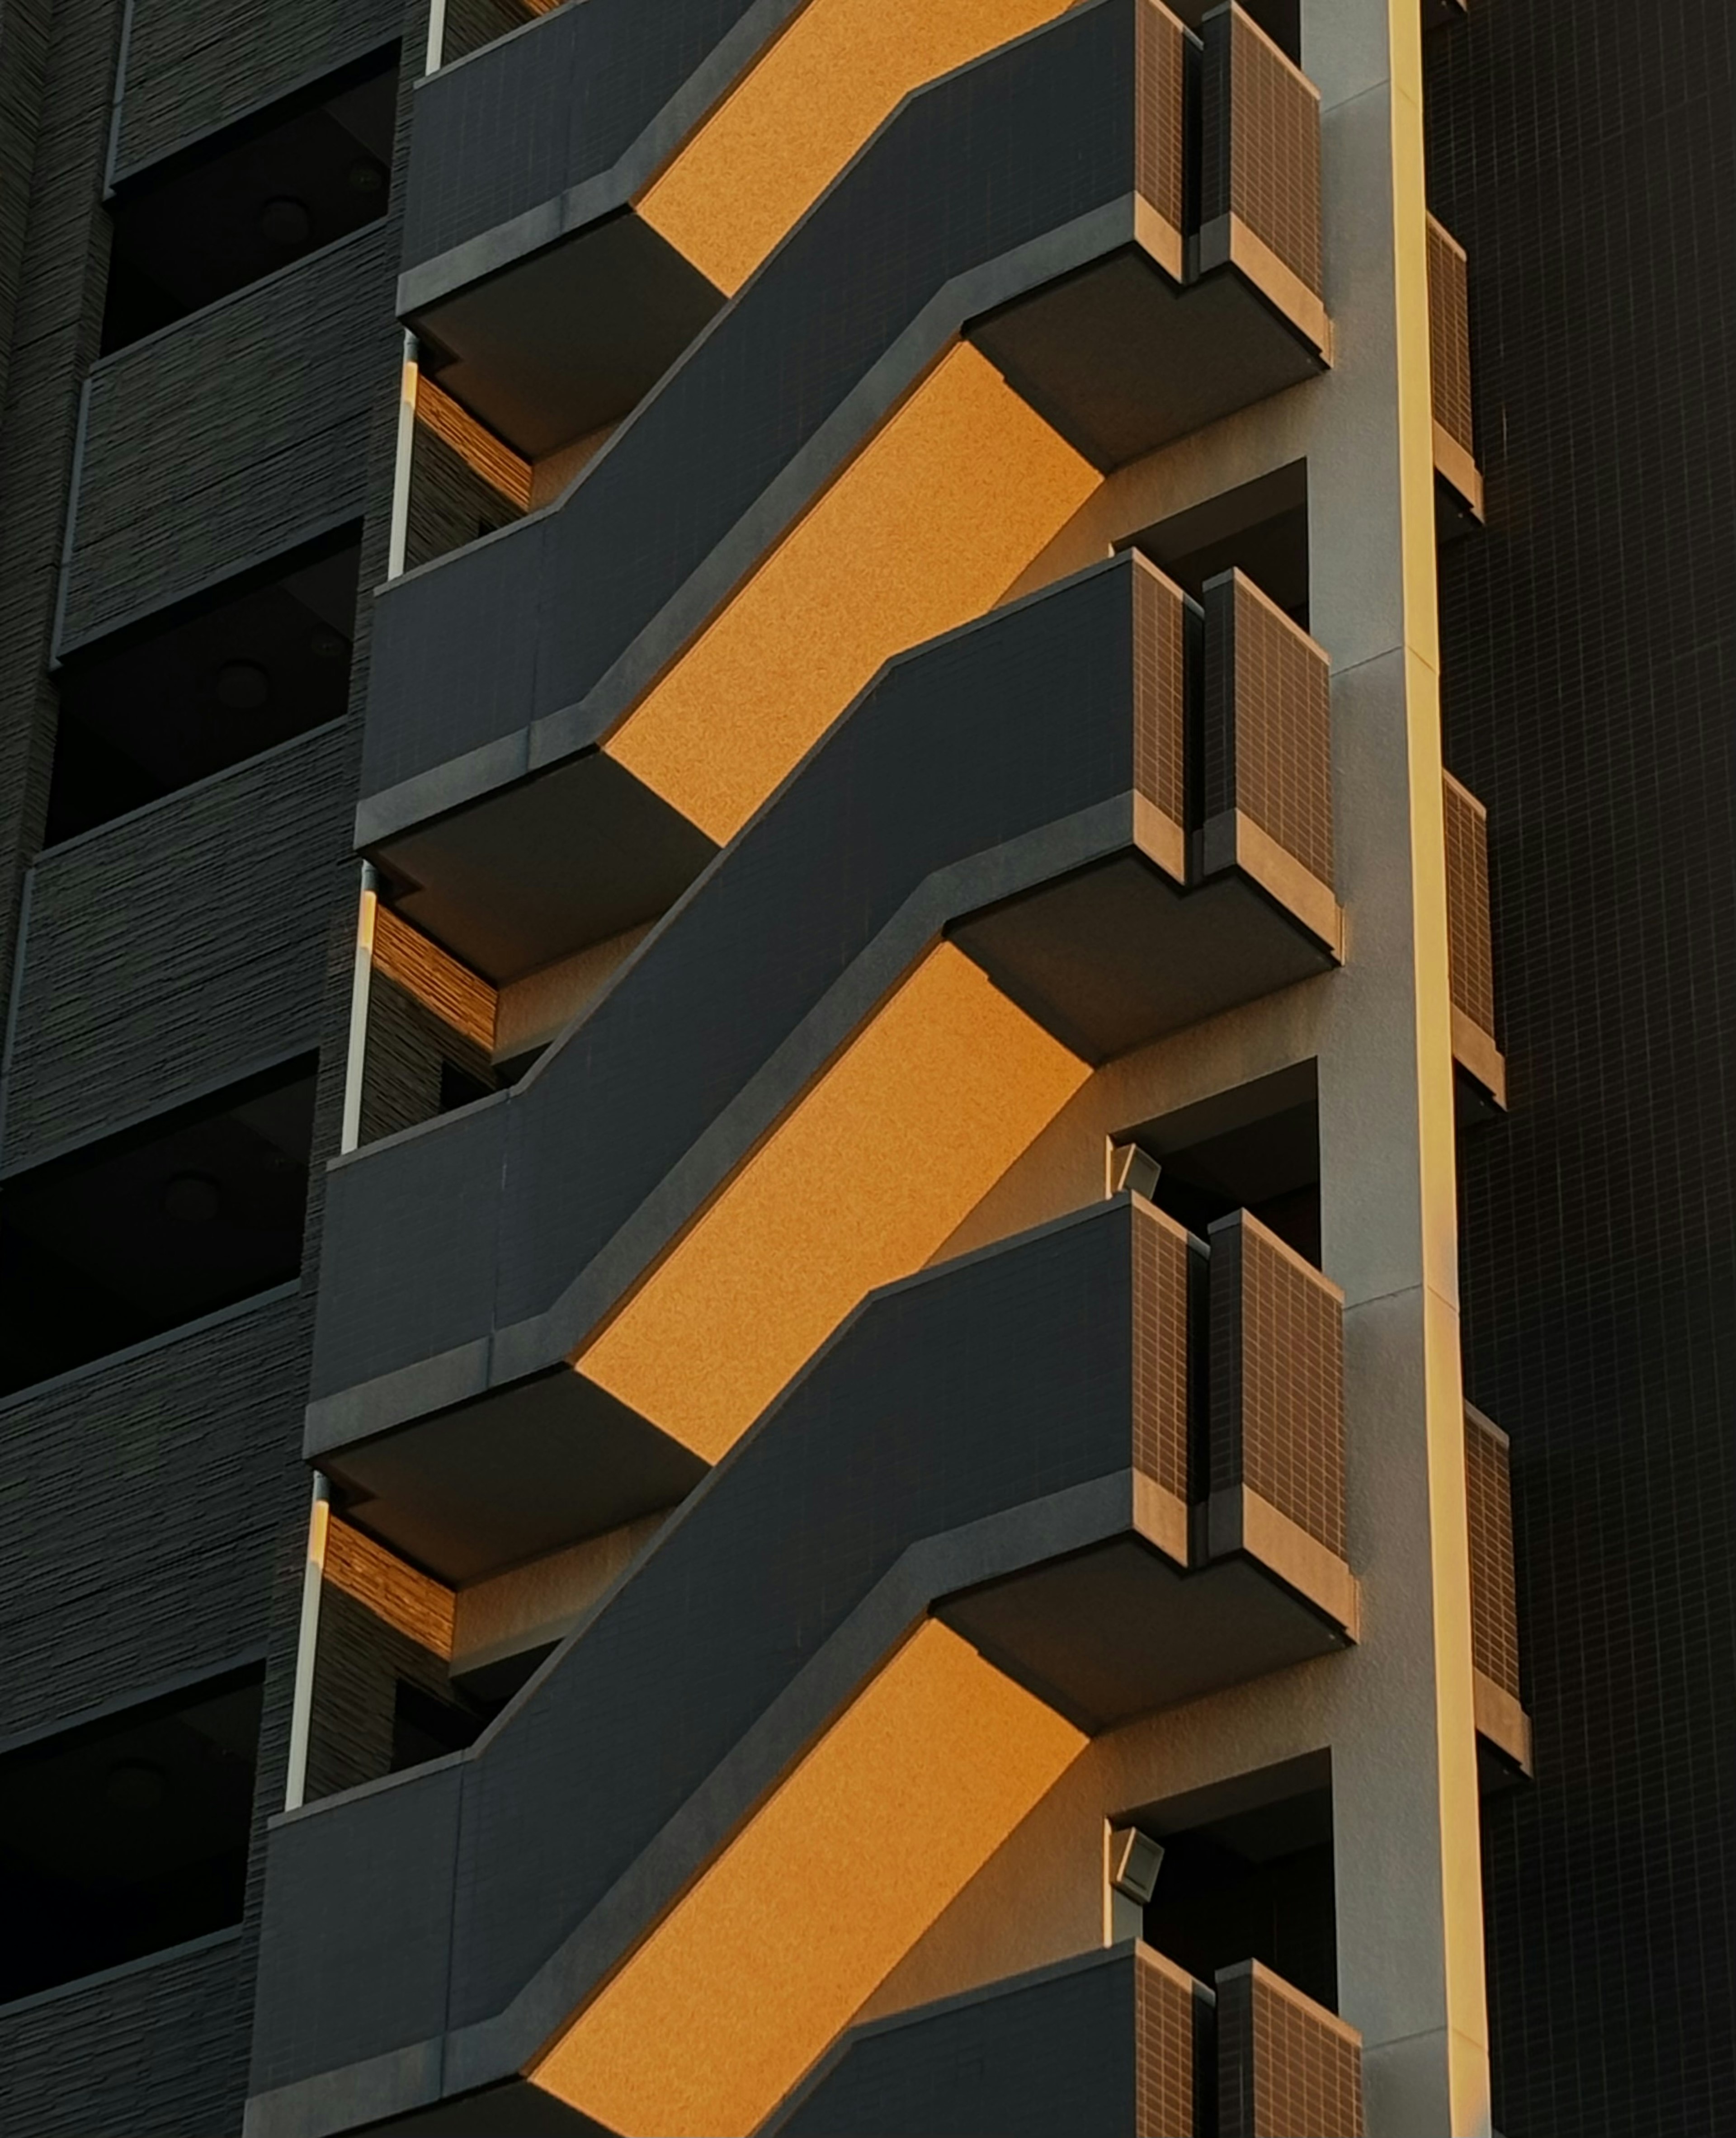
104;1760;167;1813
259;195;312;247
215;659;269;711
162;1171;222;1224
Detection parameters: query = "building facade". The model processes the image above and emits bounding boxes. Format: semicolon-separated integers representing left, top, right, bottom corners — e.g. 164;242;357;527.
0;1;1727;2134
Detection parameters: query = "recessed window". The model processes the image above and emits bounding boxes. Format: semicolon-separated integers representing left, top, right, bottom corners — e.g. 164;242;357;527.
1127;461;1310;630
0;1666;263;2005
1143;1779;1337;2010
1117;1060;1321;1267
46;531;359;846
0;1055;317;1398
100;47;398;354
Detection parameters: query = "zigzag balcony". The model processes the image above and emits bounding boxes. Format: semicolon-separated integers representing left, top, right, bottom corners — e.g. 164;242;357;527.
309;554;1341;1580
251;1196;1356;2135
364;0;1328;987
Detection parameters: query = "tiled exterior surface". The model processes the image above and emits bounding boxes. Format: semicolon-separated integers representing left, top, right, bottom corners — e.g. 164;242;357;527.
1428;1;1736;2130
0;1931;253;2138
0;721;351;1172
1442;769;1496;1041
1200;5;1322;295
1426;213;1474;457
1202;569;1334;887
1131;1199;1193;1502
1208;1212;1347;1559
60;222;398;650
1216;1960;1363;2138
111;0;402;182
1464;1407;1521;1704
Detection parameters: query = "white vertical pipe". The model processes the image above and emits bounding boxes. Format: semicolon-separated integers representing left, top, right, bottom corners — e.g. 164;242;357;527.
283;1475;333;1812
386;334;420;582
339;862;380;1158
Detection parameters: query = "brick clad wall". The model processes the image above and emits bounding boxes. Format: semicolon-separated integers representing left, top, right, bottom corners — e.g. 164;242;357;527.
1203;570;1334;888
0;1931;252;2138
1133;1947;1204;2138
111;0;403;183
1200;5;1323;297
1133;0;1188;233
1131;560;1188;829
0;721;351;1172
1130;1202;1193;1502
1209;1212;1346;1559
1442;769;1496;1040
1426;213;1475;457
1216;1960;1363;2138
59;220;398;651
1465;1406;1521;1703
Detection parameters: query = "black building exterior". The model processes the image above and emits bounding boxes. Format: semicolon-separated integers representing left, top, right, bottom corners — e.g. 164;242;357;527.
0;1;1728;2133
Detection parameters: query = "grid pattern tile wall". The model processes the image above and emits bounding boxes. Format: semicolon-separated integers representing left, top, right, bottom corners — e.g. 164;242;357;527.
1428;0;1736;2129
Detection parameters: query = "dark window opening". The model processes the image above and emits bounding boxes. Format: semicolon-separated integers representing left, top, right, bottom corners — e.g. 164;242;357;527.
438;1059;495;1116
1127;461;1310;630
100;46;398;354
1119;1060;1321;1267
1138;1769;1337;2011
0;1666;263;2006
0;1055;317;1398
387;1641;554;1775
46;530;359;846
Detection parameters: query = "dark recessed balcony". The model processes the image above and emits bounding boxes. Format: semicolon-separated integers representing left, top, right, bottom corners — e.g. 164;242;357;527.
364;0;1330;984
0;1056;316;1401
253;1196;1355;2132
100;46;397;355
308;552;1340;1573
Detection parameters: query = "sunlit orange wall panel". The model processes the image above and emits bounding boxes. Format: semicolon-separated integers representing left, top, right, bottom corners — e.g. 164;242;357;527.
640;0;1074;297
605;344;1099;845
578;943;1089;1461
534;1620;1085;2135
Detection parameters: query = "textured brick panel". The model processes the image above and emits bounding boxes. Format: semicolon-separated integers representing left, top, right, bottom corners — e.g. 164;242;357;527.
112;0;403;182
1132;558;1189;827
1132;1197;1193;1502
1465;1405;1521;1702
1202;570;1333;888
1134;1948;1204;2137
1200;6;1322;296
1442;768;1495;1040
1216;1961;1363;2138
1426;212;1474;457
0;1931;251;2138
1;722;350;1173
1209;1213;1345;1559
0;1290;308;1745
60;221;398;650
